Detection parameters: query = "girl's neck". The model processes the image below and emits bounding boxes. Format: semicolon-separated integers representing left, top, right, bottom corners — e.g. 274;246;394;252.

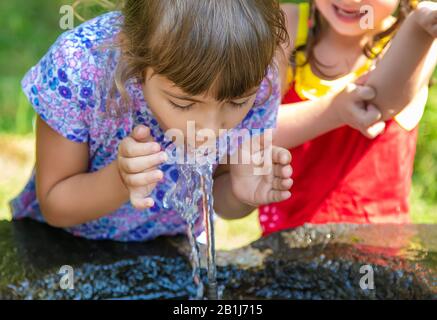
311;16;396;80
311;22;367;80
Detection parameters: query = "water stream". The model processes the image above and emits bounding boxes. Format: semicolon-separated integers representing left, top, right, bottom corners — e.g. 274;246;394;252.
163;147;219;299
200;173;218;300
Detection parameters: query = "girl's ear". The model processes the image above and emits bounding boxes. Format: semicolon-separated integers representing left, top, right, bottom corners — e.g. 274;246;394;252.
143;67;155;82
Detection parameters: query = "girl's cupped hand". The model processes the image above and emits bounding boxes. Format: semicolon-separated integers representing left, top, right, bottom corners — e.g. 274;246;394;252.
117;125;167;209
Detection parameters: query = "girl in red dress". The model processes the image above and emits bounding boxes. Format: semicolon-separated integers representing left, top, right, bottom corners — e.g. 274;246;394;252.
259;0;437;236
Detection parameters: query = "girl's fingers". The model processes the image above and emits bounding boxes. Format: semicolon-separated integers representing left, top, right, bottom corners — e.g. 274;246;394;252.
130;184;158;209
273;164;293;178
119;138;161;158
351;103;382;129
130;196;155;210
131;125;153;143
272;147;292;166
119;152;168;174
267;190;291;203
123;170;164;187
272;177;293;190
354;85;376;101
363;121;386;139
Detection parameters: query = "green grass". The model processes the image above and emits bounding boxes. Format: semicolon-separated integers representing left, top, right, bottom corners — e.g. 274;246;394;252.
0;0;65;133
0;134;35;221
413;85;437;205
0;0;110;133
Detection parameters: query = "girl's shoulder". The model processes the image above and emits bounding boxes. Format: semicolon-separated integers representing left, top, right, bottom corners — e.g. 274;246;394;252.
21;12;124;143
24;10;124;93
48;11;123;75
59;11;123;49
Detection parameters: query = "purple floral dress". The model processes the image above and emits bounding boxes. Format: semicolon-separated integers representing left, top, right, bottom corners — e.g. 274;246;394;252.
9;12;280;241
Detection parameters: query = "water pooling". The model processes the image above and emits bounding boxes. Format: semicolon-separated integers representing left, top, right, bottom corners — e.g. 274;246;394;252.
2;220;436;299
163;146;219;300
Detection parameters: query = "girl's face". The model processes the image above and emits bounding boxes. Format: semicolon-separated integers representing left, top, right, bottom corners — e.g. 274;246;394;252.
315;0;399;36
142;68;258;149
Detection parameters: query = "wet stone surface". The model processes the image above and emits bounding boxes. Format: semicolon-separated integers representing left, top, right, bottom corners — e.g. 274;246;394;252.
0;219;436;299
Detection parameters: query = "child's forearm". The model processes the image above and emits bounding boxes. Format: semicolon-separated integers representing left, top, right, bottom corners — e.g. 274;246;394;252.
213;171;255;220
273;95;342;149
366;10;437;120
40;160;129;227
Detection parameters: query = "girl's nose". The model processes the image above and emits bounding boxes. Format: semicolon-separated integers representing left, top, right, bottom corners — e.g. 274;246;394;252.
196;123;223;142
198;112;225;137
194;119;226;149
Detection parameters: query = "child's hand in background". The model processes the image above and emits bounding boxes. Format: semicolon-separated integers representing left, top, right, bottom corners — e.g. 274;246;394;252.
332;82;386;139
117;125;167;209
416;1;437;38
230;140;293;207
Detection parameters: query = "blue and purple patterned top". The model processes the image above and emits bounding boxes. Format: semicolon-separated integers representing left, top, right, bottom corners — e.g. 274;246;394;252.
9;12;280;241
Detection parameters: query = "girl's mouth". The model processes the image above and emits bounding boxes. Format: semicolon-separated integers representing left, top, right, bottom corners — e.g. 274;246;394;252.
332;3;367;23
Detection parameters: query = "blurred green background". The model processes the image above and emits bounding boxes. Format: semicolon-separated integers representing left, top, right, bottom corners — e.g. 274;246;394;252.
0;0;436;228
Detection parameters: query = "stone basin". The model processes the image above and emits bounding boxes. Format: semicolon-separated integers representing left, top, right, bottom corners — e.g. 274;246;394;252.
0;219;435;299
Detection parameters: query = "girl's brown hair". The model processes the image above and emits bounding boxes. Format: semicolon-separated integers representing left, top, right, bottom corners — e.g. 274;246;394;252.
291;0;420;79
105;0;288;113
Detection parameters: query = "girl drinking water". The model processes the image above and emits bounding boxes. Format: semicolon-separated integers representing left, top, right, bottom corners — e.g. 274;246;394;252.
9;0;294;241
259;0;437;235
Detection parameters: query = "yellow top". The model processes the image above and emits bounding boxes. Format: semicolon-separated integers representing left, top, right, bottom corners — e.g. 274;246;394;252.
286;2;419;130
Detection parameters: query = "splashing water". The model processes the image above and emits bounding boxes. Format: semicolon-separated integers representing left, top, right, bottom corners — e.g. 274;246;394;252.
163;146;219;300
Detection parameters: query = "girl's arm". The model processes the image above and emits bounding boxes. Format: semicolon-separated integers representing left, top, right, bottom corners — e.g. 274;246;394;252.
366;3;437;121
213;164;255;220
36;116;130;227
36;119;167;228
273;96;342;148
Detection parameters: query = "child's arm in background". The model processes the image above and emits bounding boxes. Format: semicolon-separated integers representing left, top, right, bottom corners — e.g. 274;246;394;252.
273;86;384;149
36;119;166;227
366;1;437;122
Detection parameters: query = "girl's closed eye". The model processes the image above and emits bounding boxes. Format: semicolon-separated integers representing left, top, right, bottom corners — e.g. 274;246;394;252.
169;100;195;111
169;99;252;111
229;99;251;109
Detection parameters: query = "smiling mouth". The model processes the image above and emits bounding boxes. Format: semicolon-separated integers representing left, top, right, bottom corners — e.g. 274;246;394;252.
332;3;367;21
